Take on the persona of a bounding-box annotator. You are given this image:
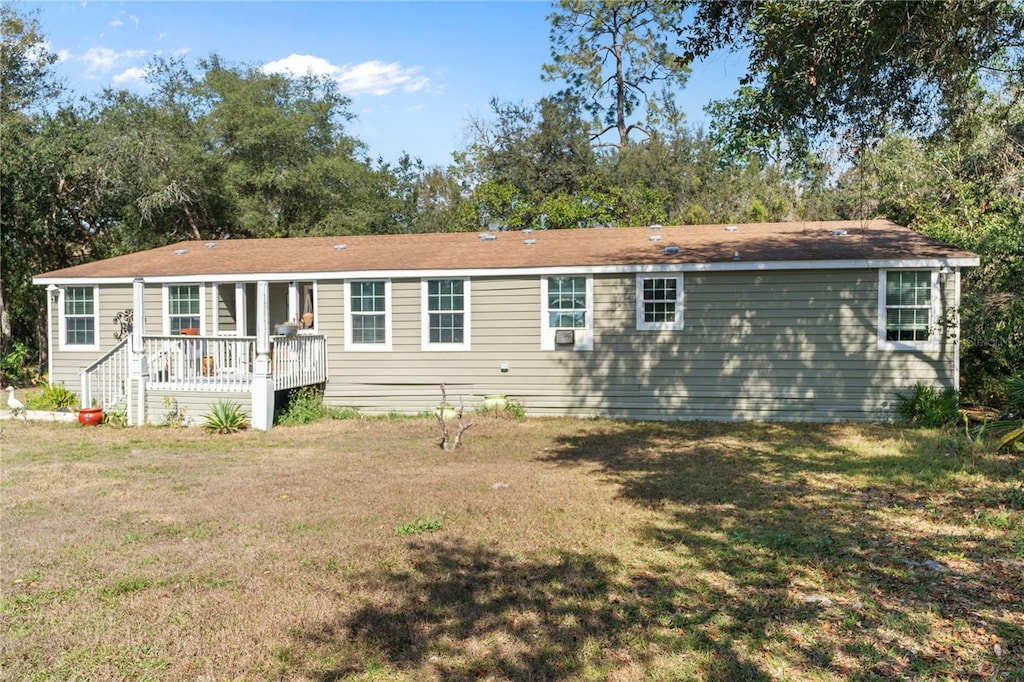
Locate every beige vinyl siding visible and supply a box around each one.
[48,284,134,395]
[323,269,957,422]
[145,390,250,427]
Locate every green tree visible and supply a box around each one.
[682,0,1024,158]
[543,0,689,151]
[1,6,65,368]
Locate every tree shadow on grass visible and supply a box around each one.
[539,420,1024,679]
[299,537,768,680]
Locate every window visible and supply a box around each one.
[541,275,593,350]
[166,285,202,335]
[636,275,684,331]
[422,278,470,350]
[61,286,98,350]
[878,270,939,350]
[346,280,391,350]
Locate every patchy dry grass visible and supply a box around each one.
[1,417,1021,680]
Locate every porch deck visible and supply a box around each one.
[81,334,328,412]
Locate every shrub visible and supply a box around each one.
[277,386,359,425]
[895,383,960,427]
[0,341,35,385]
[1005,372,1024,415]
[25,383,78,411]
[203,400,249,434]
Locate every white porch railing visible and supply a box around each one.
[272,334,328,390]
[145,335,256,392]
[142,334,326,393]
[80,339,130,409]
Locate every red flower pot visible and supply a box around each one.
[78,407,104,426]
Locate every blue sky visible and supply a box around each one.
[34,1,744,168]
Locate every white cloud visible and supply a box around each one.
[79,47,147,74]
[262,54,431,96]
[110,18,123,28]
[263,54,340,79]
[337,60,428,95]
[112,67,147,85]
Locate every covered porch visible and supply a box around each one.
[80,279,327,430]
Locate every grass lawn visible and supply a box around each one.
[1,416,1022,680]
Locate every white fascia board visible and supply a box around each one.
[31,256,980,286]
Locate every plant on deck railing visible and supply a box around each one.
[203,400,249,434]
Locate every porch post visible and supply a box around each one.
[251,280,274,430]
[210,283,220,336]
[288,281,299,322]
[130,277,148,426]
[235,283,246,336]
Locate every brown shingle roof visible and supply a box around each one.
[34,219,979,281]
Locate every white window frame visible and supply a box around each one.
[58,285,99,351]
[635,274,684,331]
[877,269,940,351]
[162,284,205,336]
[345,279,392,351]
[421,278,471,351]
[541,275,594,351]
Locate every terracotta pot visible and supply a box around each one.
[180,328,200,336]
[78,407,103,426]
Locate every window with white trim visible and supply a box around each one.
[422,278,470,350]
[636,275,684,331]
[541,275,593,350]
[346,280,391,350]
[166,284,202,335]
[878,269,939,350]
[61,286,98,349]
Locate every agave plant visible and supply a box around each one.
[203,400,249,434]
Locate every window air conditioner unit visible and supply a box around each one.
[554,329,575,345]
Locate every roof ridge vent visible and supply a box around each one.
[204,242,218,248]
[649,235,662,242]
[174,248,188,255]
[663,245,680,255]
[725,225,738,232]
[522,228,534,234]
[480,233,498,241]
[524,238,537,246]
[649,223,663,230]
[832,229,849,237]
[333,244,347,251]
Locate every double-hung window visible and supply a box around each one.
[878,270,939,350]
[347,280,391,350]
[422,278,470,350]
[60,286,98,350]
[541,275,593,350]
[166,285,202,335]
[636,275,684,331]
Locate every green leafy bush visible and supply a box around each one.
[1,342,35,385]
[25,383,78,411]
[277,386,359,425]
[203,400,249,434]
[895,383,960,427]
[1005,372,1024,415]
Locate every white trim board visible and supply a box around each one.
[32,257,981,286]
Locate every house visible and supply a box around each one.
[32,219,979,428]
